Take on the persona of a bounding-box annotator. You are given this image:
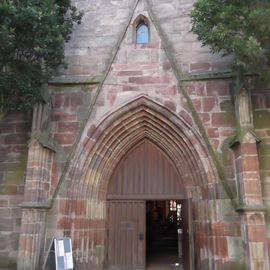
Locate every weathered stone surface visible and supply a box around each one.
[1,1,270,270]
[0,110,30,268]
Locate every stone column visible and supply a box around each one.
[232,87,269,270]
[17,209,47,270]
[17,103,56,270]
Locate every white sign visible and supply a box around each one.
[42,237,73,270]
[57,240,65,257]
[65,252,73,269]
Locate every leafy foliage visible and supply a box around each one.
[0,0,82,115]
[190,0,270,81]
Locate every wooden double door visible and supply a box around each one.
[107,200,193,270]
[106,141,193,269]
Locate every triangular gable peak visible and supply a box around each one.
[90,0,195,128]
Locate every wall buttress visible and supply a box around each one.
[17,103,54,270]
[232,87,269,270]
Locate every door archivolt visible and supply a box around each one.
[106,140,192,270]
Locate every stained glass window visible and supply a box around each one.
[136,23,149,44]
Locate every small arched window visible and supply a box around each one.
[136,22,149,44]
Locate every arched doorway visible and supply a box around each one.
[60,97,219,270]
[107,140,192,270]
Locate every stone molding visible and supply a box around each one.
[50,75,103,85]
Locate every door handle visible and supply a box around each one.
[139,232,144,240]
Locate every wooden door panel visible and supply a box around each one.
[108,140,185,200]
[108,201,145,270]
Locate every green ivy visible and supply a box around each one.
[0,0,82,115]
[190,0,270,82]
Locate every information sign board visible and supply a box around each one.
[43,238,73,270]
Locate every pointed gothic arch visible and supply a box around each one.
[67,96,217,203]
[133,14,150,44]
[56,96,220,269]
[107,139,186,199]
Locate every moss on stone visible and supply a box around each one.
[217,199,239,220]
[81,84,95,92]
[17,153,27,171]
[32,131,60,152]
[0,185,17,195]
[1,153,27,187]
[220,261,247,270]
[216,181,237,200]
[221,137,235,165]
[1,154,27,185]
[265,210,270,224]
[258,142,270,155]
[77,92,92,120]
[262,171,270,178]
[4,172,24,184]
[220,99,234,112]
[0,257,17,269]
[259,156,270,171]
[253,110,270,129]
[49,75,103,85]
[258,143,270,170]
[223,110,237,125]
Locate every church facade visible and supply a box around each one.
[1,0,270,269]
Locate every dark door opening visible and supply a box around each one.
[146,200,182,269]
[107,141,193,270]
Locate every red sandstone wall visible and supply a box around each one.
[0,111,31,269]
[252,88,270,257]
[44,27,241,270]
[42,2,242,268]
[61,0,233,76]
[12,0,270,269]
[46,79,241,269]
